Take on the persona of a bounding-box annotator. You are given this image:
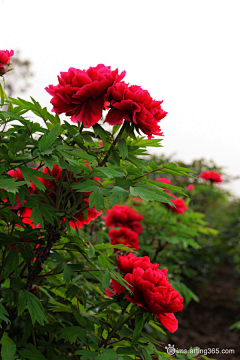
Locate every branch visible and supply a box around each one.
[0,224,61,339]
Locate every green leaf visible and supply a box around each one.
[64,120,78,136]
[38,123,60,152]
[0,333,17,360]
[19,344,47,360]
[96,349,118,360]
[30,205,43,228]
[141,348,152,360]
[118,138,128,159]
[23,290,47,325]
[0,302,10,325]
[131,313,145,345]
[39,154,55,170]
[3,246,19,277]
[108,186,129,206]
[0,178,25,194]
[38,202,57,225]
[63,263,75,286]
[88,243,95,258]
[93,123,108,142]
[102,269,111,290]
[9,130,29,154]
[116,348,141,356]
[17,290,27,316]
[57,326,85,344]
[148,320,166,335]
[72,179,99,192]
[10,277,25,291]
[126,153,148,169]
[97,167,125,179]
[187,347,200,358]
[74,350,98,359]
[89,188,104,211]
[20,318,32,346]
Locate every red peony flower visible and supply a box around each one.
[106,254,184,333]
[45,64,125,127]
[200,171,222,183]
[0,50,14,76]
[156,177,171,185]
[105,82,167,139]
[109,227,140,251]
[187,184,194,191]
[103,205,144,234]
[167,193,188,215]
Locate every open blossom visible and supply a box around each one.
[167,193,188,215]
[109,227,140,251]
[105,82,167,139]
[103,204,144,234]
[106,254,184,333]
[0,50,14,76]
[187,184,194,191]
[45,64,125,127]
[200,170,222,183]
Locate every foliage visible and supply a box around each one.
[0,60,216,359]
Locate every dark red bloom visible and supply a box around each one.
[109,227,140,251]
[200,171,222,183]
[103,205,144,234]
[106,254,184,333]
[45,64,125,127]
[0,50,14,76]
[167,193,188,215]
[105,82,167,139]
[156,177,171,185]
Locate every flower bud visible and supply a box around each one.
[0,50,14,76]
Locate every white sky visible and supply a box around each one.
[1,0,240,196]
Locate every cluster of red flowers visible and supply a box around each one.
[156,178,188,215]
[103,205,144,251]
[0,50,14,76]
[200,170,222,183]
[106,253,184,333]
[2,165,102,232]
[46,64,167,139]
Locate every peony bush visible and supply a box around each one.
[0,53,214,359]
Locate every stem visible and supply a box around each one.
[101,307,141,348]
[98,121,126,167]
[0,224,61,339]
[79,122,84,134]
[8,155,39,170]
[132,166,164,182]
